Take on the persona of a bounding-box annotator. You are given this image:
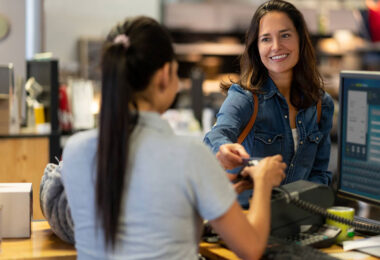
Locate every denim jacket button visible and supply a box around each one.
[298,120,301,124]
[284,115,288,119]
[290,163,294,167]
[316,137,319,141]
[300,141,303,145]
[268,139,272,143]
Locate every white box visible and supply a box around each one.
[0,183,32,238]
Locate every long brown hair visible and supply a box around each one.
[223,0,323,109]
[96,16,174,249]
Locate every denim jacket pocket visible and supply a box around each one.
[307,131,323,144]
[300,131,324,166]
[252,132,283,157]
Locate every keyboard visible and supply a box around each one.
[262,236,338,260]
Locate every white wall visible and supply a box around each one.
[0,0,26,79]
[44,0,161,72]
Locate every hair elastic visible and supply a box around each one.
[113,34,130,48]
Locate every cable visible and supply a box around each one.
[276,187,380,234]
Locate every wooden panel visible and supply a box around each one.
[0,137,49,220]
[0,99,10,134]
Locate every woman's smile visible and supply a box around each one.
[258,11,299,77]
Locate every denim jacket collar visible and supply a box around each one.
[262,77,280,100]
[262,77,311,113]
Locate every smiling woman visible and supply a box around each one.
[203,0,334,209]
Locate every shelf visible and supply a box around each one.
[174,42,244,56]
[355,42,380,52]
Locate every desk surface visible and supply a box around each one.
[199,240,380,260]
[0,221,76,259]
[4,221,378,259]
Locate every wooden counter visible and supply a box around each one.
[3,221,378,260]
[0,221,76,259]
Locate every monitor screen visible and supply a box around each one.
[0,64,14,97]
[338,70,380,206]
[27,61,52,107]
[26,59,59,129]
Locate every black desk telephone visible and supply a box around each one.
[203,180,380,248]
[270,180,339,248]
[270,180,380,247]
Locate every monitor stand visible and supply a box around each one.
[335,195,380,221]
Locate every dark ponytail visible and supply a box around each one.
[96,16,174,248]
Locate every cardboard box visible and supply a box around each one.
[0,183,32,238]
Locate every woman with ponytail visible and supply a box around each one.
[61,16,286,260]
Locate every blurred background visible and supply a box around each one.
[1,0,380,194]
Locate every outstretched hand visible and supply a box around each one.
[242,155,286,189]
[216,143,250,170]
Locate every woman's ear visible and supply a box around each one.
[158,62,171,92]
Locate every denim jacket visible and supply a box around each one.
[204,79,334,205]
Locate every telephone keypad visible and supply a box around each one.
[286,224,341,248]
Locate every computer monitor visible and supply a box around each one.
[26,59,60,163]
[0,64,14,98]
[26,59,59,131]
[337,70,380,206]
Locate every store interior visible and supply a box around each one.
[0,0,380,219]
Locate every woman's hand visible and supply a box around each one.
[233,179,253,194]
[216,143,250,170]
[242,155,286,189]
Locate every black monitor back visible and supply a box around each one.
[26,59,60,162]
[0,64,14,97]
[26,59,59,132]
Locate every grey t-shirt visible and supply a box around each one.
[62,111,236,260]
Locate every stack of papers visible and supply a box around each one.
[343,236,380,251]
[343,236,380,258]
